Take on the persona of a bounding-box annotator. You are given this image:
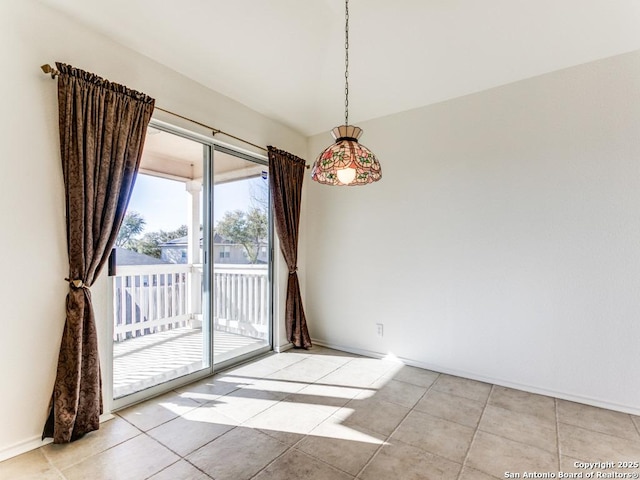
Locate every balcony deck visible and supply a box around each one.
[113,328,266,398]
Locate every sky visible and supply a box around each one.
[126,173,268,234]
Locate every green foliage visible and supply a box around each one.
[116,211,146,248]
[216,208,267,264]
[135,225,188,259]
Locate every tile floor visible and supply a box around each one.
[2,347,640,479]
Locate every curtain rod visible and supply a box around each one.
[41,63,309,165]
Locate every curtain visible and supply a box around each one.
[43,63,155,443]
[267,146,311,348]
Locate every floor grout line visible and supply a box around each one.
[633,415,640,438]
[141,458,182,480]
[37,448,67,480]
[181,456,215,479]
[41,427,146,474]
[456,384,494,480]
[554,397,562,470]
[353,372,442,479]
[239,355,361,479]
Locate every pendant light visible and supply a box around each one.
[311,0,382,186]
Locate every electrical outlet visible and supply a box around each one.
[376,323,384,337]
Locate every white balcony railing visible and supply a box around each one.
[213,265,270,338]
[113,263,269,342]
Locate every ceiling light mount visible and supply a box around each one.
[311,0,382,186]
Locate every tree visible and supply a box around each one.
[136,225,188,259]
[116,211,146,248]
[216,208,267,264]
[249,176,269,212]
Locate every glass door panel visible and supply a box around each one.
[112,127,210,400]
[212,148,271,364]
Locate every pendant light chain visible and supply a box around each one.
[310,0,381,186]
[344,0,349,126]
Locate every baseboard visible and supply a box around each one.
[0,435,52,463]
[100,412,115,423]
[0,412,115,462]
[274,342,293,353]
[311,338,399,363]
[311,338,640,416]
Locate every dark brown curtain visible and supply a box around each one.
[268,146,311,348]
[43,63,155,443]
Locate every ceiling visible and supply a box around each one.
[39,0,640,137]
[142,127,264,183]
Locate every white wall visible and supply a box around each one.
[306,50,640,415]
[0,0,306,458]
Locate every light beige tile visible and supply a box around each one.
[174,374,241,403]
[256,428,306,447]
[254,449,353,480]
[322,359,398,388]
[348,357,401,375]
[282,389,352,416]
[558,423,640,461]
[148,460,210,480]
[243,398,334,445]
[368,371,400,390]
[306,346,360,360]
[147,408,237,456]
[279,349,313,360]
[432,374,491,403]
[489,386,556,423]
[183,401,242,426]
[414,389,484,427]
[241,377,307,396]
[633,415,640,434]
[391,410,475,463]
[186,427,288,480]
[207,387,284,423]
[268,357,341,383]
[223,353,301,379]
[320,366,382,388]
[297,420,385,475]
[243,352,306,372]
[392,365,440,388]
[0,449,63,480]
[360,441,461,480]
[324,407,356,424]
[295,382,364,403]
[343,397,410,436]
[117,392,200,431]
[479,405,557,453]
[222,361,280,379]
[459,466,501,480]
[372,379,427,408]
[61,434,179,480]
[466,431,558,478]
[557,400,640,441]
[42,416,140,470]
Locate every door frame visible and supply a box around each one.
[107,119,273,412]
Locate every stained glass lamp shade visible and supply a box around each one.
[311,125,382,186]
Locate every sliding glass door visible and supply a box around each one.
[111,123,271,405]
[112,127,211,401]
[212,146,272,366]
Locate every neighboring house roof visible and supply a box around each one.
[160,235,189,247]
[214,233,234,245]
[114,247,168,266]
[160,232,260,247]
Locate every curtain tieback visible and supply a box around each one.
[289,268,298,275]
[65,278,88,289]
